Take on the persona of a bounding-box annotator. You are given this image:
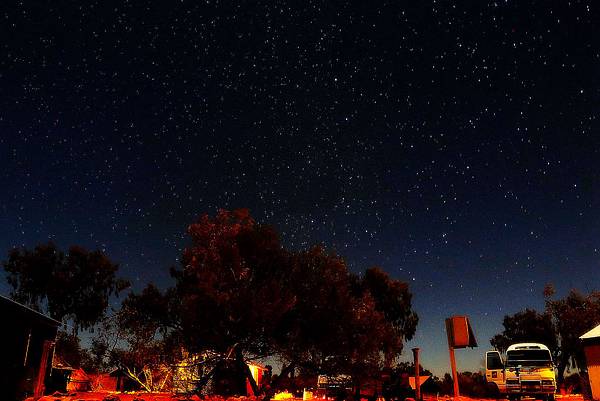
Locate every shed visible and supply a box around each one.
[580,324,600,400]
[89,367,139,392]
[0,294,60,401]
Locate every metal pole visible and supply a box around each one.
[448,346,460,399]
[412,348,421,401]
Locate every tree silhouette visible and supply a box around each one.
[115,209,420,398]
[172,209,295,394]
[2,242,129,332]
[490,308,557,355]
[545,288,600,383]
[80,285,180,391]
[361,267,419,361]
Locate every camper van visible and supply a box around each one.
[486,343,557,401]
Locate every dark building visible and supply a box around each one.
[0,295,60,401]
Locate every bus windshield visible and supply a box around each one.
[506,350,552,367]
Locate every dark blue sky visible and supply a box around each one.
[1,0,600,375]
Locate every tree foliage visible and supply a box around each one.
[119,283,179,347]
[361,267,419,359]
[55,330,84,368]
[275,250,418,388]
[85,284,180,391]
[173,209,295,359]
[115,209,419,396]
[2,242,129,331]
[490,308,557,355]
[545,288,600,381]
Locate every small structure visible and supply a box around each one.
[89,367,138,392]
[67,368,91,391]
[580,324,600,400]
[0,294,60,401]
[173,352,266,396]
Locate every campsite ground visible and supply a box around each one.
[29,394,588,401]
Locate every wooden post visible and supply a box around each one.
[412,348,421,400]
[448,346,460,399]
[34,340,54,397]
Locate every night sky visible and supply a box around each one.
[1,1,600,375]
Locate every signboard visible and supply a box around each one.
[445,316,477,348]
[409,376,431,390]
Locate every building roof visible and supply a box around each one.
[0,293,61,327]
[580,324,600,340]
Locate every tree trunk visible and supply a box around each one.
[557,360,567,388]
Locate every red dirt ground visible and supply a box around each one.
[421,396,585,401]
[27,394,588,401]
[28,392,199,401]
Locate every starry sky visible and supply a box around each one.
[1,1,600,376]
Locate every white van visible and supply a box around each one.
[485,343,557,401]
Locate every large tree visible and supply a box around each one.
[490,308,558,355]
[2,242,129,332]
[120,209,420,398]
[274,250,418,396]
[273,246,359,377]
[171,208,296,394]
[545,287,600,382]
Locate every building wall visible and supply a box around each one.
[585,344,600,401]
[0,297,59,401]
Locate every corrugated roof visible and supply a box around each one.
[580,324,600,340]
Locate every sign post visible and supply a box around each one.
[448,345,460,398]
[445,316,477,400]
